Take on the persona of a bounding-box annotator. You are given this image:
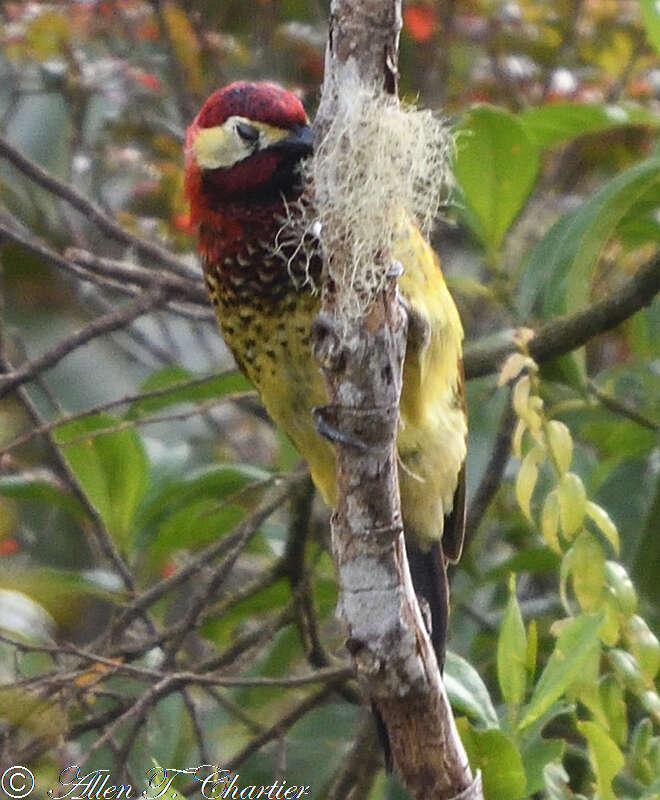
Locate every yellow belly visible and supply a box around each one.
[217,223,466,548]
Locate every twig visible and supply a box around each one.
[0,134,197,279]
[160,503,271,667]
[0,369,243,457]
[224,683,342,771]
[327,711,383,799]
[182,688,212,765]
[79,676,175,768]
[148,0,199,122]
[283,477,330,669]
[43,393,252,447]
[0,633,352,689]
[463,250,660,379]
[66,247,207,304]
[203,686,266,735]
[464,397,515,548]
[0,356,137,591]
[114,481,294,630]
[0,290,168,399]
[587,379,658,431]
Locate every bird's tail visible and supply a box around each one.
[406,540,450,671]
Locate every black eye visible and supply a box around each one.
[236,122,259,145]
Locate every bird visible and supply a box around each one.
[184,81,467,670]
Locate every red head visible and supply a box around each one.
[185,82,312,230]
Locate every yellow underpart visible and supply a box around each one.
[217,223,466,549]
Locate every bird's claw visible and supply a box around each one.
[313,406,369,451]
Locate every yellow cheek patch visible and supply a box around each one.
[192,117,294,170]
[193,125,242,170]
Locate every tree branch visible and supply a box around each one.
[464,250,660,379]
[313,2,479,797]
[0,290,168,400]
[0,134,197,278]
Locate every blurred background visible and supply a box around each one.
[0,1,658,798]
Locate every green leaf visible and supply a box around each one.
[497,575,528,706]
[0,568,122,627]
[633,474,660,609]
[0,474,86,520]
[150,499,246,568]
[624,615,660,682]
[137,463,271,533]
[557,472,587,539]
[200,578,291,645]
[577,721,624,800]
[541,490,562,553]
[128,367,252,418]
[585,501,620,555]
[546,420,573,476]
[571,531,606,613]
[640,0,660,54]
[605,561,638,617]
[520,613,603,730]
[599,675,628,745]
[54,413,149,549]
[517,156,660,318]
[516,445,545,521]
[519,103,660,148]
[543,763,586,800]
[526,619,538,678]
[0,687,65,744]
[25,10,70,58]
[454,105,540,251]
[445,650,499,729]
[521,735,565,796]
[484,547,560,581]
[456,719,527,800]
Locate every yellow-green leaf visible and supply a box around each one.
[25,11,70,59]
[599,592,622,647]
[454,105,540,252]
[520,613,603,730]
[456,719,527,800]
[641,0,660,55]
[516,445,545,520]
[0,688,65,744]
[541,490,561,553]
[624,615,660,682]
[513,375,532,421]
[163,3,203,94]
[546,420,573,475]
[571,531,605,613]
[609,649,646,692]
[605,561,638,617]
[512,418,526,459]
[586,501,620,555]
[526,619,538,678]
[498,575,528,706]
[577,721,624,800]
[599,675,627,745]
[557,472,586,538]
[498,353,536,386]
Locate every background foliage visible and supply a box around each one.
[0,1,658,798]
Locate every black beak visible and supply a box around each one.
[271,124,314,156]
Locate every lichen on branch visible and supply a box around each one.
[277,61,453,318]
